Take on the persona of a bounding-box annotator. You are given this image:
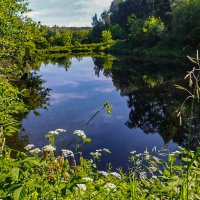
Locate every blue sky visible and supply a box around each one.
[28,0,112,27]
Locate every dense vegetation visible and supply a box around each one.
[21,0,199,56]
[91,0,200,56]
[0,0,200,199]
[1,129,200,199]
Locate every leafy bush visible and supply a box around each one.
[101,30,113,43]
[172,0,200,48]
[143,16,165,47]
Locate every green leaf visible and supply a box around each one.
[188,148,200,173]
[13,185,26,200]
[12,168,20,181]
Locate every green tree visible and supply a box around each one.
[172,0,200,48]
[109,24,125,40]
[101,10,110,26]
[128,14,144,47]
[101,30,113,43]
[143,16,165,46]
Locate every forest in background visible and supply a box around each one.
[1,0,198,56]
[29,0,200,56]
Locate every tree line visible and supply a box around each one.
[91,0,200,50]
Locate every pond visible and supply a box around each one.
[18,53,198,170]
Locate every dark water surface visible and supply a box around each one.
[19,54,195,169]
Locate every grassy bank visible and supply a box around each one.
[107,40,196,58]
[40,40,196,59]
[38,42,113,54]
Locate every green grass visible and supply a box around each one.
[39,42,114,54]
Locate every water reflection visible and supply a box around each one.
[7,72,50,152]
[94,56,200,150]
[16,53,200,166]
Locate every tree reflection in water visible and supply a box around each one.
[12,54,200,153]
[6,71,51,153]
[93,56,200,150]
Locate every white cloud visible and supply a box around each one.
[28,0,112,27]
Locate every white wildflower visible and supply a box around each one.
[103,148,111,154]
[48,131,57,135]
[130,151,136,155]
[99,171,109,176]
[149,166,157,173]
[139,171,147,180]
[48,129,66,135]
[89,159,93,163]
[110,172,122,179]
[93,164,97,168]
[43,145,56,152]
[55,129,66,133]
[61,149,74,157]
[90,152,101,159]
[145,154,150,160]
[24,144,34,151]
[73,130,86,139]
[105,183,116,191]
[135,153,142,157]
[82,177,93,182]
[136,160,142,166]
[96,149,102,152]
[152,175,157,180]
[174,150,181,154]
[29,148,41,154]
[77,184,87,191]
[152,156,160,162]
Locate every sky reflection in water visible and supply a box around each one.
[22,56,178,169]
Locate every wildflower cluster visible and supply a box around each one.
[90,148,111,159]
[43,145,56,152]
[24,144,34,151]
[48,129,66,135]
[24,144,42,155]
[61,149,74,157]
[99,171,122,179]
[2,132,200,199]
[73,130,86,139]
[30,148,41,154]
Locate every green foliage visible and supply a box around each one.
[143,16,165,46]
[109,24,125,40]
[101,30,113,43]
[172,0,200,48]
[143,16,165,36]
[128,14,144,47]
[0,0,45,69]
[0,79,27,135]
[43,27,91,47]
[0,130,200,199]
[92,0,198,55]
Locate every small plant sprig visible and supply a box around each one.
[175,50,200,126]
[83,101,112,129]
[175,50,200,200]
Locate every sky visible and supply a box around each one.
[28,0,113,27]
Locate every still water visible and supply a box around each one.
[20,54,192,169]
